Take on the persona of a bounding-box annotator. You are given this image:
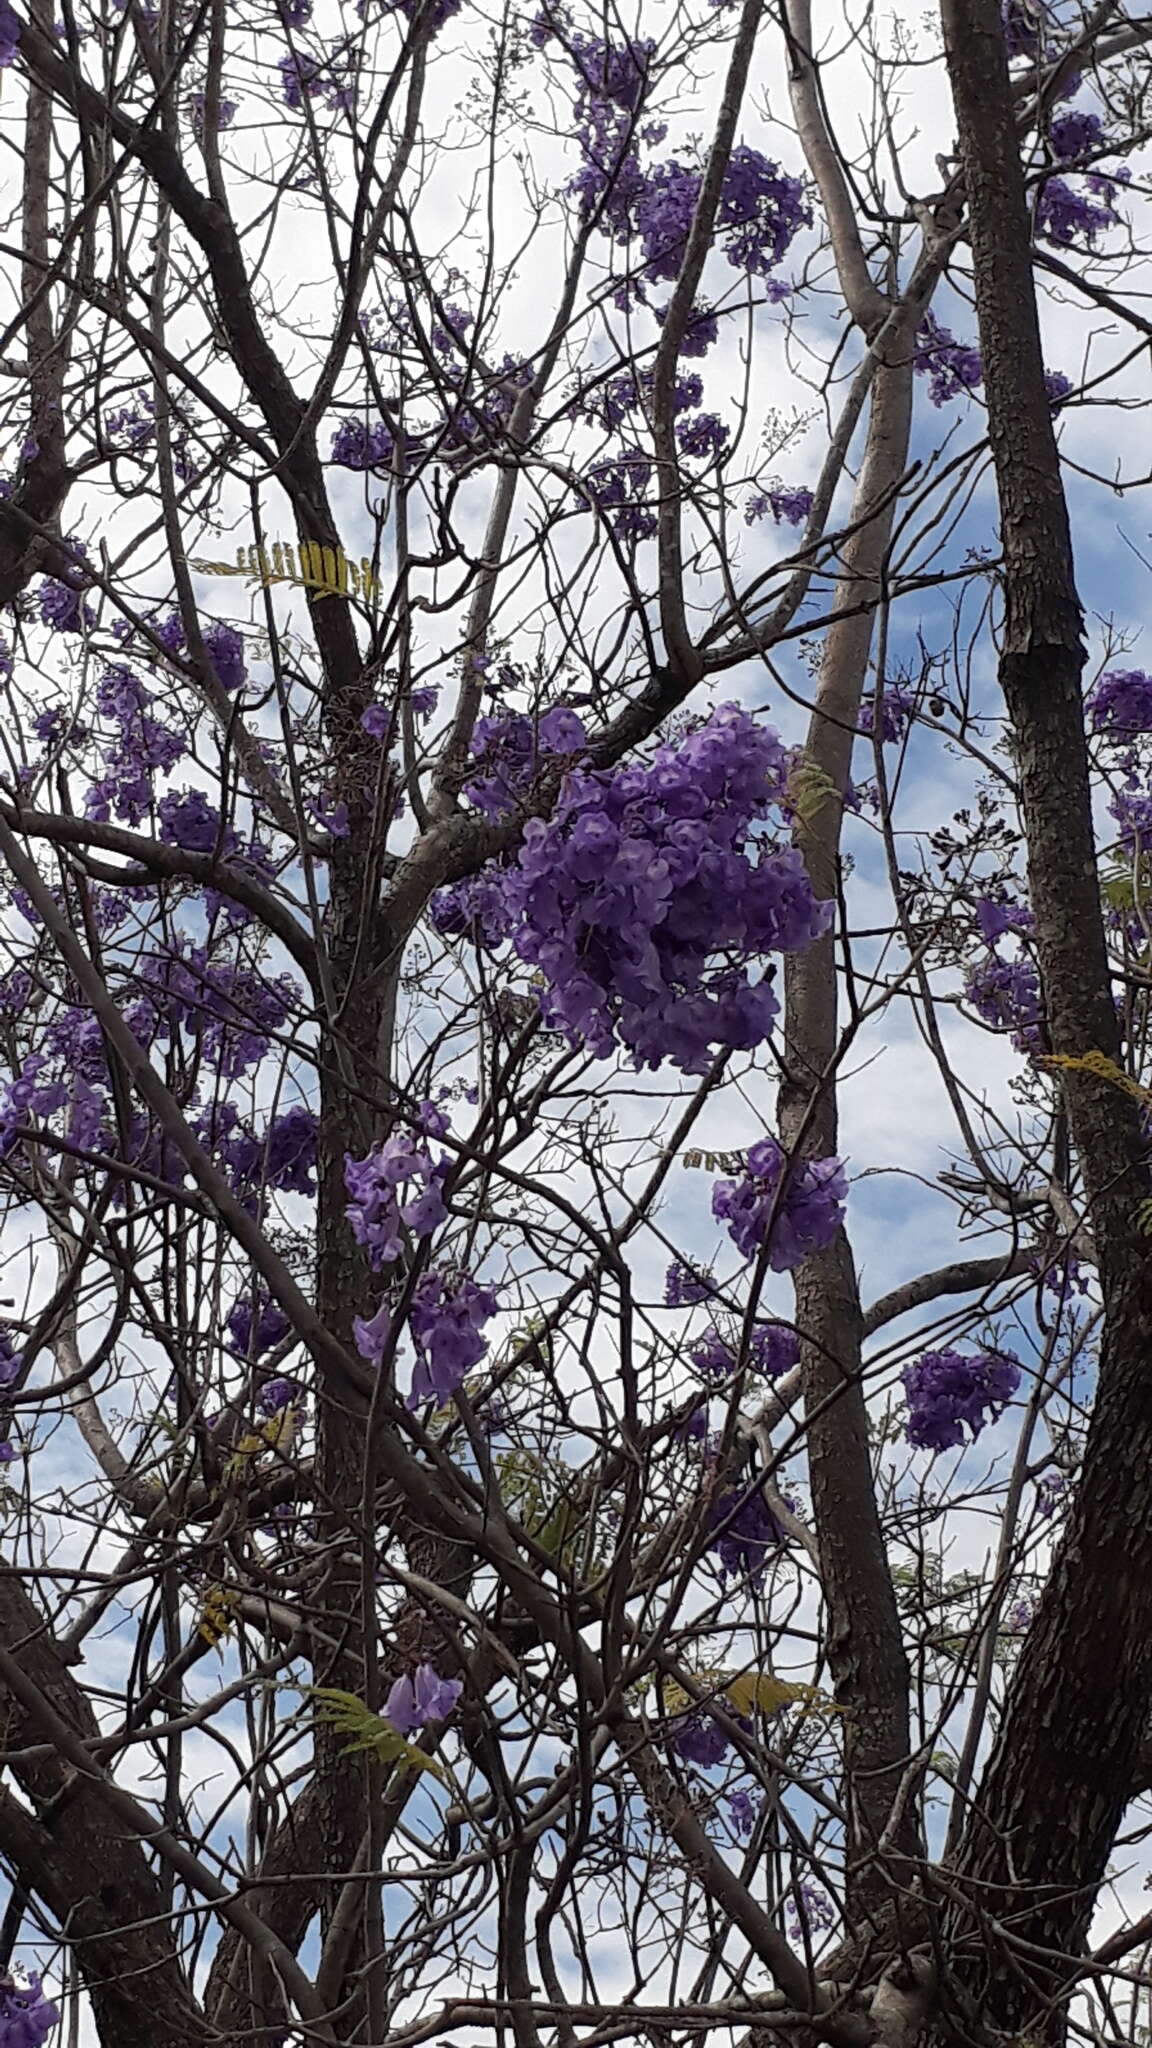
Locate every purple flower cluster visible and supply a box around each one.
[158,789,239,857]
[668,1709,730,1767]
[214,1104,318,1199]
[1049,108,1105,160]
[430,871,515,951]
[386,1662,463,1733]
[629,149,809,289]
[0,1974,58,2047]
[1036,173,1122,247]
[665,1261,717,1307]
[859,681,917,744]
[144,946,299,1080]
[975,896,1034,945]
[496,704,830,1072]
[408,1271,500,1407]
[1086,668,1152,737]
[786,1882,836,1943]
[708,1475,785,1581]
[712,1138,847,1272]
[85,665,185,825]
[586,447,657,540]
[901,1345,1021,1452]
[691,1322,800,1379]
[914,313,983,406]
[745,483,813,527]
[657,300,720,357]
[106,393,155,451]
[330,418,395,469]
[964,953,1042,1039]
[226,1289,291,1357]
[0,2,21,66]
[676,411,729,462]
[344,1133,448,1270]
[464,707,588,820]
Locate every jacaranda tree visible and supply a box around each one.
[0,0,1150,2038]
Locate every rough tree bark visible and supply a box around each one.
[939,2,1152,2037]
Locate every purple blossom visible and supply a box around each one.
[411,686,439,720]
[145,946,298,1080]
[708,1475,785,1581]
[786,1882,836,1943]
[258,1375,299,1416]
[902,1345,1021,1452]
[657,300,720,357]
[158,789,239,857]
[203,621,246,693]
[712,1138,847,1271]
[385,1662,463,1733]
[728,1789,758,1835]
[1002,0,1046,57]
[106,394,155,450]
[0,1327,20,1388]
[690,1326,734,1377]
[1006,1595,1036,1632]
[331,418,394,469]
[0,2,21,65]
[668,1710,729,1768]
[1049,108,1104,160]
[39,576,92,634]
[495,704,828,1073]
[1036,173,1121,247]
[586,447,657,541]
[430,872,515,951]
[190,89,239,135]
[361,703,392,738]
[665,1261,717,1308]
[1086,668,1152,738]
[1036,1470,1070,1517]
[965,953,1042,1037]
[464,708,587,820]
[975,896,1034,946]
[1045,368,1073,408]
[0,1973,58,2046]
[745,484,812,527]
[914,313,983,406]
[408,1271,499,1407]
[344,1133,448,1270]
[750,1321,800,1377]
[227,1290,291,1357]
[676,411,729,462]
[859,682,916,744]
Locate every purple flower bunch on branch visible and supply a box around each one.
[902,1345,1022,1452]
[712,1137,847,1273]
[344,1132,449,1270]
[495,704,831,1072]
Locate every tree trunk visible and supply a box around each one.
[940,2,1152,2035]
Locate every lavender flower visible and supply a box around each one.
[0,1973,58,2045]
[227,1290,291,1357]
[494,704,828,1073]
[0,1,20,65]
[344,1133,448,1270]
[902,1345,1021,1452]
[745,483,812,526]
[385,1662,463,1733]
[712,1138,847,1272]
[408,1271,499,1407]
[914,313,983,406]
[665,1261,717,1308]
[668,1710,730,1767]
[1086,668,1152,737]
[331,418,394,469]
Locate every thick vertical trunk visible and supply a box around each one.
[778,349,918,1926]
[939,1,1152,2034]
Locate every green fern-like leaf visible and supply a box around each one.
[306,1688,448,1782]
